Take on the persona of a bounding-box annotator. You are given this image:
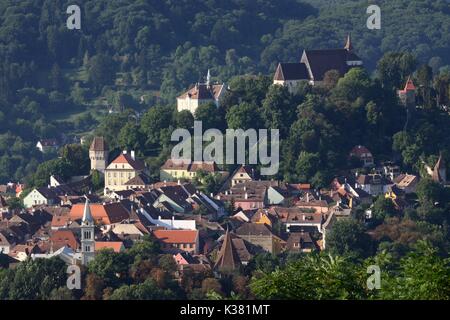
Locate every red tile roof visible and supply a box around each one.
[70,203,129,225]
[111,153,145,170]
[50,230,79,250]
[153,230,198,244]
[95,241,124,253]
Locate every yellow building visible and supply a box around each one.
[160,159,227,182]
[104,151,147,194]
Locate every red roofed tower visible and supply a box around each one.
[398,76,416,107]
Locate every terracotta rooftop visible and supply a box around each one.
[110,153,146,170]
[153,229,198,244]
[95,241,124,253]
[69,202,130,225]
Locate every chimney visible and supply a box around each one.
[303,215,306,221]
[123,150,127,155]
[306,193,310,203]
[130,150,135,160]
[225,190,228,195]
[177,179,181,185]
[245,192,248,199]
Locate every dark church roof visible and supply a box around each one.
[275,36,363,83]
[273,63,309,81]
[302,49,360,81]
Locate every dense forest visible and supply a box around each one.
[0,0,449,187]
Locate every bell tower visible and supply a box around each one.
[81,198,95,265]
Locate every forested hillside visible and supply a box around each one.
[0,0,449,185]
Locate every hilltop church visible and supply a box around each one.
[273,35,363,92]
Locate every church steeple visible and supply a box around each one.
[206,69,211,88]
[344,34,353,51]
[81,197,95,265]
[214,228,240,272]
[82,197,94,225]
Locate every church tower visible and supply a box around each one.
[81,198,95,265]
[89,137,108,173]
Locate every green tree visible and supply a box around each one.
[88,54,116,92]
[226,102,262,130]
[250,254,366,299]
[377,52,417,89]
[325,218,372,257]
[380,241,450,299]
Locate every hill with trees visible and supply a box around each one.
[0,0,449,187]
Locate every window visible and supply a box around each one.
[85,245,91,252]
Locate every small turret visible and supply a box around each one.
[344,34,353,51]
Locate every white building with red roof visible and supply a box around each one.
[104,150,148,193]
[176,70,226,114]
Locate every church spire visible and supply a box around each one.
[214,228,239,272]
[206,69,211,87]
[82,197,93,225]
[344,34,353,51]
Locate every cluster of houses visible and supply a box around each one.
[2,130,447,274]
[1,35,448,277]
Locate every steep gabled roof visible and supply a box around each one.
[273,62,309,81]
[403,76,416,91]
[302,49,351,81]
[110,153,146,170]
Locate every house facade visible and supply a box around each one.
[104,150,147,193]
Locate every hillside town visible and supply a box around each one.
[1,37,448,281]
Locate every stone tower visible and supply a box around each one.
[89,137,108,173]
[81,198,95,266]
